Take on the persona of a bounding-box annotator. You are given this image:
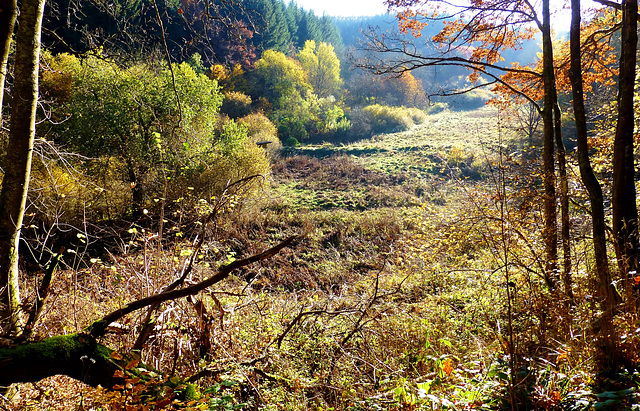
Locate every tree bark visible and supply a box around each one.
[541,0,558,291]
[570,0,620,373]
[0,0,46,336]
[554,84,573,302]
[612,0,639,302]
[0,334,123,388]
[0,0,18,126]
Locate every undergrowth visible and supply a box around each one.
[6,108,640,410]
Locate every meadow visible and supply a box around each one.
[7,107,637,410]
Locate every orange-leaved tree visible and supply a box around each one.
[372,0,635,377]
[366,0,567,294]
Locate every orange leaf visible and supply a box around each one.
[442,358,453,376]
[177,8,184,14]
[114,369,125,379]
[111,351,124,361]
[125,359,140,370]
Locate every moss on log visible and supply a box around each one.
[0,334,123,388]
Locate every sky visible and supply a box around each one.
[291,0,601,23]
[292,0,389,17]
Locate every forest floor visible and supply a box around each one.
[6,107,639,410]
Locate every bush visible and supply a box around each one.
[278,117,309,142]
[349,104,428,137]
[426,102,449,114]
[37,52,271,226]
[239,112,282,157]
[220,91,253,119]
[238,112,277,138]
[284,136,300,147]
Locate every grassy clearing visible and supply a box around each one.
[8,107,639,410]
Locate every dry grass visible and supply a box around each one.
[7,107,639,410]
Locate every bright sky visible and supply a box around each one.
[292,0,389,17]
[291,0,601,23]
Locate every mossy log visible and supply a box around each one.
[0,334,123,388]
[0,237,296,389]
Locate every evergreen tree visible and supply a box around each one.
[320,15,343,48]
[261,0,290,53]
[251,0,291,52]
[297,10,322,47]
[286,1,302,48]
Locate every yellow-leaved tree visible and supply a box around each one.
[297,40,343,98]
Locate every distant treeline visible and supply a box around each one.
[335,14,541,110]
[42,0,342,67]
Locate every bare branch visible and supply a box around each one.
[88,235,296,338]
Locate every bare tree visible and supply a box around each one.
[0,0,47,336]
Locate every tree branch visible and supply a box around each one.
[88,236,296,338]
[592,0,640,21]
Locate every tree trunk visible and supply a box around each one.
[570,0,620,373]
[0,334,123,388]
[0,0,18,126]
[541,0,558,291]
[612,0,639,304]
[0,0,46,336]
[127,158,145,220]
[554,87,573,302]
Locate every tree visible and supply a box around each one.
[345,70,426,107]
[0,0,46,336]
[371,0,565,290]
[296,9,322,48]
[251,0,291,53]
[285,1,301,47]
[297,40,343,98]
[0,0,290,398]
[0,0,17,127]
[248,49,312,108]
[320,15,343,48]
[46,55,224,217]
[569,0,619,372]
[612,0,639,296]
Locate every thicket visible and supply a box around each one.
[24,51,273,250]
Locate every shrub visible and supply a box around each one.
[426,102,449,114]
[239,112,282,157]
[38,52,271,225]
[238,112,277,138]
[350,104,428,137]
[284,136,300,147]
[220,91,253,119]
[278,117,308,142]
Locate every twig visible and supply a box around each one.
[88,236,296,338]
[18,248,64,340]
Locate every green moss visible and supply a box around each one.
[0,333,112,363]
[182,383,200,401]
